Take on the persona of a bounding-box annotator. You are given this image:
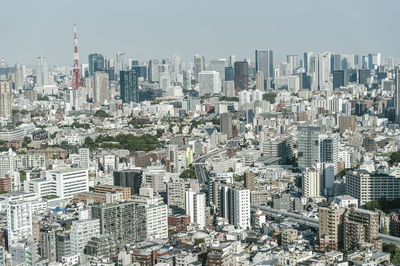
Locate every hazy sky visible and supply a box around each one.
[1,0,399,66]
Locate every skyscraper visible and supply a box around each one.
[113,169,143,195]
[35,56,49,87]
[182,70,191,90]
[297,125,322,168]
[225,67,234,81]
[219,186,250,230]
[120,70,139,103]
[256,71,264,91]
[286,55,299,74]
[194,55,205,81]
[255,49,274,89]
[220,113,232,139]
[93,72,109,104]
[88,54,105,76]
[198,71,221,95]
[333,70,345,89]
[234,61,248,91]
[394,69,400,124]
[14,63,24,90]
[0,79,12,117]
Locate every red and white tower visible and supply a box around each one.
[71,24,83,89]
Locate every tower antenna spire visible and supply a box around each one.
[71,23,83,89]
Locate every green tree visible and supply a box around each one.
[391,151,400,163]
[194,238,205,246]
[180,166,196,179]
[365,200,380,211]
[263,92,277,103]
[94,110,109,118]
[383,243,400,264]
[20,171,27,183]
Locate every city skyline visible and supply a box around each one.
[1,0,399,65]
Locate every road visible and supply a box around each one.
[251,205,400,246]
[194,140,237,184]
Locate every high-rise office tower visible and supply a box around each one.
[317,52,331,90]
[225,67,234,81]
[113,169,143,195]
[0,79,12,117]
[229,55,236,67]
[318,205,345,251]
[256,71,264,91]
[194,55,205,81]
[286,55,299,74]
[255,49,274,89]
[185,189,206,229]
[115,52,125,75]
[148,59,160,82]
[182,70,191,90]
[120,70,139,103]
[302,168,320,198]
[344,208,381,251]
[394,69,400,124]
[234,61,248,91]
[319,134,339,173]
[358,69,371,85]
[330,54,342,74]
[14,63,24,90]
[368,53,381,69]
[131,65,147,80]
[35,56,49,87]
[220,113,232,139]
[333,70,345,89]
[209,59,228,81]
[198,71,221,95]
[297,125,322,168]
[88,53,105,76]
[93,72,109,104]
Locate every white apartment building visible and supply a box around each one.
[70,219,100,255]
[185,189,206,229]
[132,188,168,240]
[7,200,32,247]
[346,169,400,206]
[231,189,251,230]
[79,148,90,170]
[302,168,320,198]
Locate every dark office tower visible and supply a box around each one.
[333,70,345,89]
[358,69,371,85]
[395,69,400,124]
[132,66,147,80]
[331,54,342,74]
[345,69,357,83]
[225,67,234,81]
[355,102,367,116]
[234,61,249,91]
[114,169,142,195]
[120,70,139,103]
[220,113,233,139]
[88,53,105,76]
[194,55,205,81]
[354,55,360,66]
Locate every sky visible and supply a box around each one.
[1,0,399,66]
